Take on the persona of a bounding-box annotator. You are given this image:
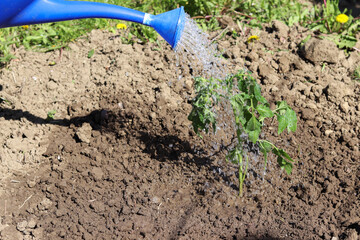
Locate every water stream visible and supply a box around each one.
[174,14,226,80]
[173,14,278,193]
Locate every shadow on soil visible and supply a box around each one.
[0,107,105,129]
[137,130,240,193]
[0,107,241,192]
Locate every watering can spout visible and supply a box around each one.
[0,0,185,48]
[145,7,185,49]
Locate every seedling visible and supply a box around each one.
[88,49,95,58]
[46,110,56,121]
[0,96,11,105]
[188,70,297,196]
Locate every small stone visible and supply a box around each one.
[340,102,350,113]
[278,55,291,73]
[27,179,36,188]
[122,205,131,215]
[118,102,124,109]
[119,221,133,232]
[23,235,32,240]
[75,122,92,144]
[258,64,274,78]
[271,86,279,92]
[27,218,37,229]
[149,112,157,120]
[58,229,66,237]
[307,103,317,110]
[327,82,353,101]
[152,196,160,204]
[118,130,126,137]
[90,201,105,213]
[325,130,334,136]
[32,228,44,239]
[38,198,53,211]
[90,167,103,181]
[272,20,289,38]
[55,209,66,217]
[301,108,314,120]
[16,220,28,232]
[0,223,8,232]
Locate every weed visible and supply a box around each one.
[46,110,56,121]
[308,0,358,49]
[0,28,18,65]
[88,49,95,58]
[353,65,360,81]
[188,70,297,196]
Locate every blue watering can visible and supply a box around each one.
[0,0,185,48]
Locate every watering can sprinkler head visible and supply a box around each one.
[0,0,185,49]
[144,7,185,49]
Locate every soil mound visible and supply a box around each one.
[0,22,359,239]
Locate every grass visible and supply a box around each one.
[0,0,359,66]
[353,65,360,81]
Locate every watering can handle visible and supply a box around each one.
[1,0,149,28]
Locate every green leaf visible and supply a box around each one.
[256,104,274,118]
[277,114,287,134]
[248,128,261,144]
[88,49,95,58]
[260,141,273,153]
[245,116,261,143]
[276,101,288,114]
[336,36,357,49]
[253,83,267,104]
[276,102,297,134]
[277,156,293,175]
[246,115,261,132]
[286,108,297,132]
[226,149,239,165]
[300,35,311,47]
[278,149,294,162]
[273,147,294,174]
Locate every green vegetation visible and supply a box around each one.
[188,70,297,196]
[46,110,57,121]
[0,96,11,105]
[354,65,360,81]
[1,0,359,66]
[88,49,95,58]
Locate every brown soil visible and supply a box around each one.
[0,19,359,240]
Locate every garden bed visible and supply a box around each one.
[0,20,359,239]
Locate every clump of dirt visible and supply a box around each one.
[0,18,359,240]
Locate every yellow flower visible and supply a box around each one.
[116,23,127,30]
[22,25,29,30]
[247,35,259,43]
[336,14,349,24]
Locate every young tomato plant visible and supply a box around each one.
[188,69,297,196]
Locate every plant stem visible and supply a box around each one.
[239,162,243,197]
